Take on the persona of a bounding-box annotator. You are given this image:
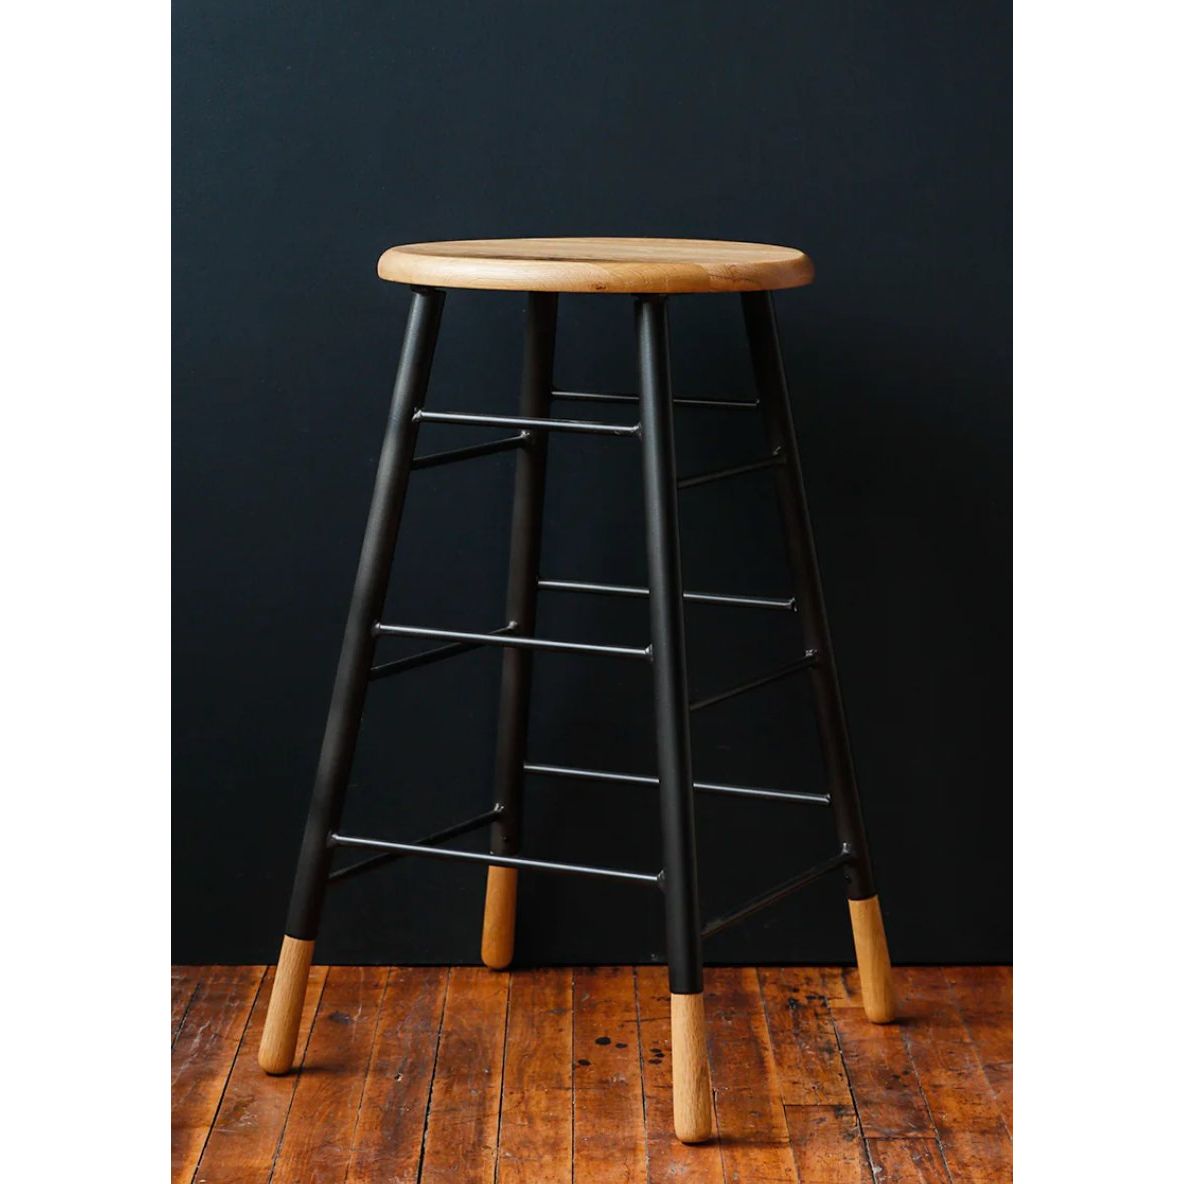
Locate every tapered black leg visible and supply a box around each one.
[260,286,445,1072]
[481,292,559,968]
[637,296,712,1142]
[741,290,896,1021]
[636,296,702,994]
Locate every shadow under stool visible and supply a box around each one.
[257,237,897,1144]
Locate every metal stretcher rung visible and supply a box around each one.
[328,808,502,884]
[552,389,759,410]
[678,454,785,490]
[411,433,526,469]
[370,623,518,681]
[372,622,651,660]
[690,651,818,713]
[524,762,830,806]
[415,409,639,437]
[538,578,795,612]
[701,849,852,939]
[329,832,662,886]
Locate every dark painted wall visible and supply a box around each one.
[173,1,1010,965]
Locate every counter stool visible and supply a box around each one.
[258,238,896,1144]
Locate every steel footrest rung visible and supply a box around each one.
[689,651,818,713]
[678,454,785,490]
[524,762,830,806]
[411,433,527,470]
[415,409,639,437]
[538,578,795,612]
[327,808,502,884]
[369,623,518,681]
[373,621,651,660]
[553,389,759,410]
[701,849,852,939]
[329,832,662,886]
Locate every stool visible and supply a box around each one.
[258,238,896,1145]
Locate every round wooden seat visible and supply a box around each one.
[377,237,814,294]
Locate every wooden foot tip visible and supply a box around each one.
[480,947,513,971]
[674,1115,714,1145]
[257,1048,295,1076]
[671,991,713,1144]
[848,894,897,1024]
[257,934,314,1076]
[480,866,517,971]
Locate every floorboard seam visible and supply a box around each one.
[189,968,266,1184]
[491,970,514,1184]
[899,1011,957,1183]
[826,993,880,1181]
[943,969,1013,1141]
[755,968,815,1184]
[267,966,329,1184]
[173,973,202,1051]
[629,968,653,1184]
[414,966,451,1184]
[345,968,392,1180]
[570,969,577,1184]
[703,972,726,1172]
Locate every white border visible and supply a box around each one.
[1015,2,1183,1177]
[2,1,170,1173]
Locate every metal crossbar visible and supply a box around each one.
[372,622,651,660]
[538,578,795,612]
[329,832,662,886]
[411,433,526,469]
[689,652,818,713]
[328,809,502,884]
[678,455,785,490]
[415,409,639,437]
[370,623,518,681]
[701,849,852,939]
[524,762,830,806]
[552,389,759,410]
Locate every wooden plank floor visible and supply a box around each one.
[173,965,1011,1184]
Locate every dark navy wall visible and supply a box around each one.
[173,1,1011,964]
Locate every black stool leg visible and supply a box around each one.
[741,290,896,1023]
[480,292,559,969]
[259,286,446,1074]
[636,296,712,1143]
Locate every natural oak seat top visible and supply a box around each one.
[377,237,814,294]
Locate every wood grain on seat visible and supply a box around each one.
[377,237,814,293]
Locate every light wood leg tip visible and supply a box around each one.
[480,866,518,970]
[848,895,897,1023]
[258,935,315,1074]
[671,992,713,1143]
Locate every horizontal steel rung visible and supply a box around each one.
[411,433,526,469]
[538,578,795,612]
[372,622,650,660]
[690,652,818,713]
[370,623,517,681]
[329,832,662,886]
[415,409,639,437]
[524,762,830,806]
[553,389,759,410]
[701,850,852,939]
[678,455,784,490]
[327,809,502,884]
